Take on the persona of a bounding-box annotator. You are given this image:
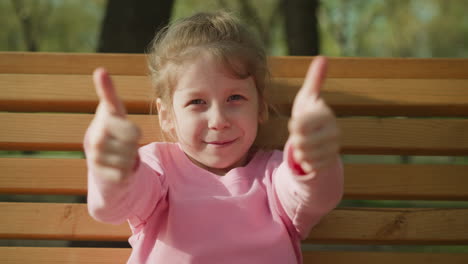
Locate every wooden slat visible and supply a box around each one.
[1,158,468,200]
[333,118,468,155]
[1,248,467,264]
[2,74,468,116]
[343,164,468,200]
[269,56,468,79]
[260,117,468,155]
[272,77,468,116]
[303,251,468,264]
[308,207,468,244]
[0,74,153,114]
[0,52,148,75]
[1,203,467,244]
[0,203,129,241]
[1,113,467,155]
[0,113,166,151]
[2,52,468,78]
[0,247,131,264]
[0,158,87,195]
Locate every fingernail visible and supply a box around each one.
[301,162,313,173]
[293,149,302,162]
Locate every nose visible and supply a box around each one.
[208,105,230,130]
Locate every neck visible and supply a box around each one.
[185,148,257,176]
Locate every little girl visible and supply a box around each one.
[85,11,343,264]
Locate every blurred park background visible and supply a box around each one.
[1,0,468,57]
[1,0,467,253]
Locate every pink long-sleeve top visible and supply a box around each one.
[86,142,343,264]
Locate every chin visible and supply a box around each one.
[207,159,238,169]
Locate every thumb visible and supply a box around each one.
[93,67,127,117]
[301,56,328,100]
[292,56,328,117]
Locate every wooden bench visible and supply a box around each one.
[1,52,467,263]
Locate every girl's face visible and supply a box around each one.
[159,54,260,176]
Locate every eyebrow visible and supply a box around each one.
[176,85,251,95]
[175,89,205,98]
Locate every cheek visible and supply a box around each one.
[173,110,204,140]
[238,105,259,134]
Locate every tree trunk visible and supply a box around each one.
[98,0,174,53]
[281,0,320,55]
[11,0,39,51]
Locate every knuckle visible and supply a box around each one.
[109,155,127,168]
[89,151,103,165]
[295,118,309,134]
[88,137,103,153]
[123,121,141,140]
[94,161,129,183]
[104,168,124,182]
[293,135,307,146]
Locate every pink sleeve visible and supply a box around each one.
[272,140,344,240]
[84,131,167,227]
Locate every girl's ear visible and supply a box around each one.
[156,98,174,133]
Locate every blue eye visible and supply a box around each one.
[228,94,245,101]
[189,99,205,105]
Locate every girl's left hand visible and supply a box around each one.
[288,56,341,174]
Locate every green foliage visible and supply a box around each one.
[320,0,468,57]
[0,0,106,52]
[171,0,287,55]
[1,0,467,57]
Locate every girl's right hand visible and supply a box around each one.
[86,68,142,183]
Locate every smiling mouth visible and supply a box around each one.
[205,139,237,146]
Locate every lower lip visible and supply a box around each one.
[207,139,236,147]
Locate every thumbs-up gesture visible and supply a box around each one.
[86,68,142,183]
[288,57,340,174]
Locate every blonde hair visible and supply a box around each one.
[147,11,269,122]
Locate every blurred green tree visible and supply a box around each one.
[2,0,104,52]
[320,0,468,57]
[0,0,467,57]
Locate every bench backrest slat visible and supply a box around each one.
[1,113,467,154]
[3,53,468,78]
[2,202,467,244]
[2,159,467,200]
[1,247,466,264]
[2,75,468,116]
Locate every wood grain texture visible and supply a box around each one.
[302,251,468,264]
[0,247,131,264]
[0,202,129,241]
[0,113,166,151]
[0,158,87,195]
[1,159,467,200]
[2,52,468,260]
[1,203,467,244]
[258,116,468,155]
[1,113,467,155]
[1,247,467,264]
[2,52,468,78]
[269,56,468,79]
[343,164,468,200]
[0,52,148,75]
[307,207,468,244]
[2,74,468,116]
